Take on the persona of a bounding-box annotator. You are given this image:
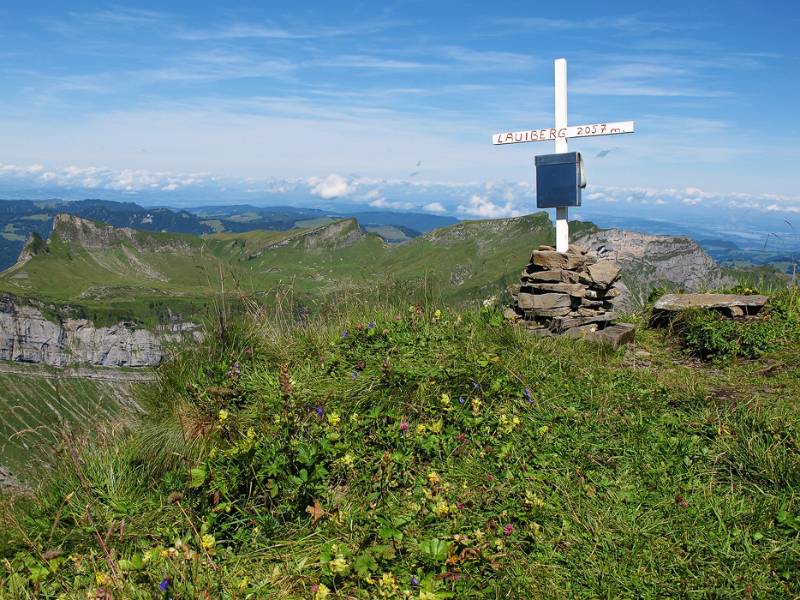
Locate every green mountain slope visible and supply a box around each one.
[1,213,575,324]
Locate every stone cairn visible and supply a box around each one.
[505,244,622,337]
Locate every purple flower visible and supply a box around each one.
[458,395,465,405]
[342,329,349,339]
[523,388,532,403]
[399,421,409,432]
[472,380,481,391]
[503,523,514,536]
[159,578,170,592]
[352,370,358,380]
[410,576,420,587]
[315,406,324,418]
[367,321,376,329]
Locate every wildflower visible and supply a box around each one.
[273,414,281,424]
[457,502,465,509]
[315,406,324,418]
[399,421,410,432]
[471,380,481,391]
[218,409,229,423]
[458,395,465,405]
[367,321,376,329]
[330,556,349,574]
[430,419,443,434]
[327,412,341,427]
[483,296,497,307]
[432,500,450,516]
[350,412,359,423]
[95,572,110,586]
[244,346,253,358]
[201,533,216,550]
[356,323,365,331]
[159,578,170,593]
[394,314,402,321]
[433,309,442,321]
[427,471,441,485]
[380,572,397,588]
[471,397,482,416]
[246,427,256,440]
[352,370,358,380]
[416,423,427,434]
[338,453,355,467]
[420,592,437,600]
[523,387,532,402]
[314,583,330,599]
[342,330,350,339]
[503,523,514,536]
[410,576,420,587]
[537,425,549,436]
[440,393,452,412]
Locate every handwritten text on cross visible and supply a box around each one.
[492,120,634,145]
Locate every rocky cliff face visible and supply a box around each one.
[574,229,735,308]
[50,214,193,254]
[0,296,196,367]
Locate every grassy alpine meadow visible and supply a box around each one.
[1,291,799,598]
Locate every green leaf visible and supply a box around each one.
[189,465,207,489]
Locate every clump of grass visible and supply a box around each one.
[669,287,800,361]
[1,296,799,598]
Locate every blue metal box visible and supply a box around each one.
[534,152,586,208]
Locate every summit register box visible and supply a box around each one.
[534,152,586,208]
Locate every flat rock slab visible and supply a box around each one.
[654,293,768,313]
[585,323,636,348]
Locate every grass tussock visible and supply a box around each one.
[1,294,799,598]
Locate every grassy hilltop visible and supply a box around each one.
[1,288,798,598]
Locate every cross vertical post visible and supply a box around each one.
[554,58,569,253]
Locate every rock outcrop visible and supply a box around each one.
[574,229,735,309]
[0,296,197,368]
[51,214,193,254]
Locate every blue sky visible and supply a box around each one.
[0,1,799,226]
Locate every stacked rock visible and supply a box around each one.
[506,244,622,337]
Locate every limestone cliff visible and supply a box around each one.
[0,296,198,368]
[574,229,735,308]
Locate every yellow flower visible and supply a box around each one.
[427,471,441,485]
[238,576,249,591]
[315,583,330,599]
[432,499,450,516]
[471,397,482,416]
[537,425,549,436]
[430,419,443,434]
[350,412,359,423]
[440,393,452,412]
[339,453,355,467]
[380,572,397,588]
[201,534,216,550]
[218,409,229,423]
[94,572,109,586]
[327,412,341,427]
[416,423,427,434]
[433,309,442,321]
[330,556,349,574]
[246,427,256,439]
[273,414,281,424]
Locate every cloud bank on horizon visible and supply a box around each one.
[2,161,799,224]
[0,1,798,218]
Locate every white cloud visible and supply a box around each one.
[457,194,522,218]
[423,202,446,213]
[310,173,351,199]
[368,197,416,210]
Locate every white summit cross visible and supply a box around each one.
[492,58,635,252]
